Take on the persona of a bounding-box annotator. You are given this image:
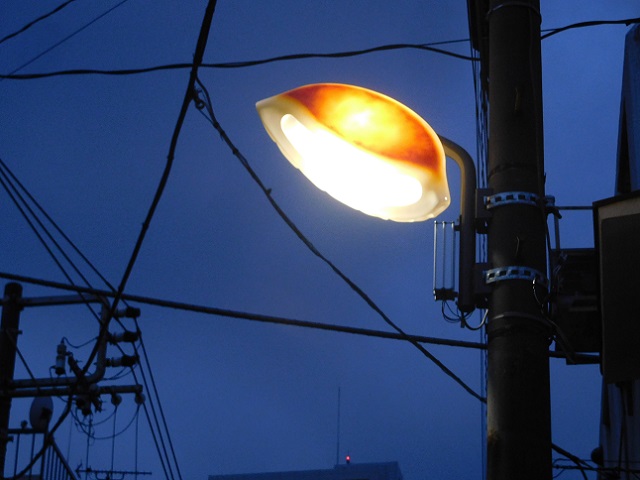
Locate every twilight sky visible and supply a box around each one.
[1,2,638,479]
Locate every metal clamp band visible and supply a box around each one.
[484,265,548,288]
[484,191,540,210]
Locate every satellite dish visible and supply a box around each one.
[29,397,54,432]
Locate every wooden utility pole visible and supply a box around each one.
[0,282,23,477]
[485,2,551,480]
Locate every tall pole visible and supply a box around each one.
[486,2,551,480]
[0,282,23,477]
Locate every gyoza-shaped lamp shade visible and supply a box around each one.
[256,83,451,222]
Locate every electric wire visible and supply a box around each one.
[128,338,176,480]
[0,269,601,361]
[77,3,221,476]
[0,8,625,473]
[0,161,150,406]
[3,0,131,78]
[0,40,478,81]
[74,405,117,429]
[139,396,171,480]
[0,157,117,293]
[0,16,638,82]
[0,158,164,477]
[101,0,218,353]
[541,17,640,40]
[63,336,99,350]
[111,405,117,473]
[551,443,591,480]
[0,170,78,289]
[0,0,76,46]
[0,162,101,314]
[62,5,219,475]
[13,344,39,389]
[74,405,140,442]
[194,77,485,404]
[134,317,182,480]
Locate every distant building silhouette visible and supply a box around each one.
[209,461,403,480]
[594,23,640,480]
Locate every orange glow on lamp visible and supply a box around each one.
[256,83,451,222]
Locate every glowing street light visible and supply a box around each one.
[257,83,477,311]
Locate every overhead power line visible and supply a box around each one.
[0,41,476,81]
[3,0,131,78]
[0,270,489,352]
[2,16,639,81]
[0,0,76,46]
[0,270,599,363]
[541,17,640,40]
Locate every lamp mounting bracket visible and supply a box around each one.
[484,265,548,288]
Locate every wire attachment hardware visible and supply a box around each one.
[484,265,549,288]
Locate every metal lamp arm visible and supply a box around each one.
[439,136,477,313]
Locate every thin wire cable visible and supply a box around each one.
[541,17,640,40]
[0,157,116,292]
[72,3,222,475]
[0,40,477,81]
[0,0,76,45]
[0,172,75,287]
[0,163,151,475]
[0,156,155,407]
[3,0,131,78]
[133,346,176,480]
[208,42,476,65]
[135,404,140,479]
[103,0,217,335]
[139,399,170,480]
[194,78,485,404]
[13,344,39,388]
[551,443,590,480]
[111,406,117,472]
[0,269,599,360]
[2,16,638,82]
[0,161,100,307]
[63,336,99,350]
[0,158,139,348]
[75,22,218,471]
[134,318,182,479]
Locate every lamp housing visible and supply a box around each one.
[256,83,451,222]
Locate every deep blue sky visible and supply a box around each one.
[1,2,638,479]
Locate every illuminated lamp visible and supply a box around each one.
[256,83,452,222]
[256,83,477,310]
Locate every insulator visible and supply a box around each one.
[55,342,67,375]
[106,354,139,368]
[108,329,140,344]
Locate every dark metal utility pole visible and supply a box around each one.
[0,282,23,477]
[485,2,551,480]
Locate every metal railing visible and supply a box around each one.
[6,427,76,480]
